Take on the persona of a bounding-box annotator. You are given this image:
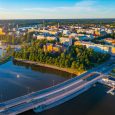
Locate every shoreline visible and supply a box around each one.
[14,58,85,75]
[0,56,11,65]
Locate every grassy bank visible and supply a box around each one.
[14,58,86,75]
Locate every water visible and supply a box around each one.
[0,49,115,115]
[0,49,3,56]
[0,60,73,102]
[0,47,73,102]
[22,84,115,115]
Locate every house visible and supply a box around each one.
[106,29,113,34]
[47,36,57,41]
[75,35,92,41]
[37,35,57,41]
[43,43,62,52]
[100,31,107,36]
[63,30,71,36]
[37,35,46,40]
[59,37,73,46]
[104,38,115,45]
[69,33,77,38]
[0,28,5,35]
[74,41,82,46]
[74,41,111,54]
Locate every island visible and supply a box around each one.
[13,40,110,75]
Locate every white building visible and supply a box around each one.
[37,35,45,40]
[60,37,73,46]
[63,30,71,36]
[106,29,113,34]
[75,34,94,41]
[80,41,110,53]
[37,35,57,41]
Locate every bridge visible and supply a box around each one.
[0,58,114,115]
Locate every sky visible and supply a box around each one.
[0,0,115,19]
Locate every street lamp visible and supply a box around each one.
[53,80,55,86]
[27,87,30,94]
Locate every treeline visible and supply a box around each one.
[0,32,34,45]
[13,40,110,71]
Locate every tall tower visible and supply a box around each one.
[16,24,19,29]
[58,22,60,28]
[43,20,45,28]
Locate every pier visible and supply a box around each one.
[99,77,115,95]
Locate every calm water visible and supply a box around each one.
[0,49,115,115]
[22,84,115,115]
[0,60,73,102]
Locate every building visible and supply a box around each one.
[59,37,73,46]
[74,41,115,55]
[105,38,115,46]
[74,34,94,41]
[39,29,58,36]
[0,28,5,35]
[94,30,101,36]
[47,37,57,41]
[106,29,113,34]
[69,33,77,38]
[37,35,46,40]
[37,35,57,41]
[109,46,115,56]
[63,30,71,36]
[43,43,62,52]
[74,41,82,46]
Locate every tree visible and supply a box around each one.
[71,61,76,69]
[13,40,110,71]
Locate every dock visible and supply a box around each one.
[107,88,115,95]
[99,77,115,95]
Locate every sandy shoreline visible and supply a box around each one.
[14,58,85,75]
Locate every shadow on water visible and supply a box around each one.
[13,60,76,78]
[21,83,115,115]
[0,59,75,103]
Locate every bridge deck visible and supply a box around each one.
[0,74,104,115]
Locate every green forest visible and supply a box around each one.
[13,40,110,71]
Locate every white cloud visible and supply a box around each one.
[21,0,100,18]
[23,0,96,12]
[0,0,115,19]
[0,8,7,10]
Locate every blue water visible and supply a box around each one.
[0,59,73,102]
[0,49,115,115]
[22,84,115,115]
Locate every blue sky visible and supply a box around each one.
[0,0,115,19]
